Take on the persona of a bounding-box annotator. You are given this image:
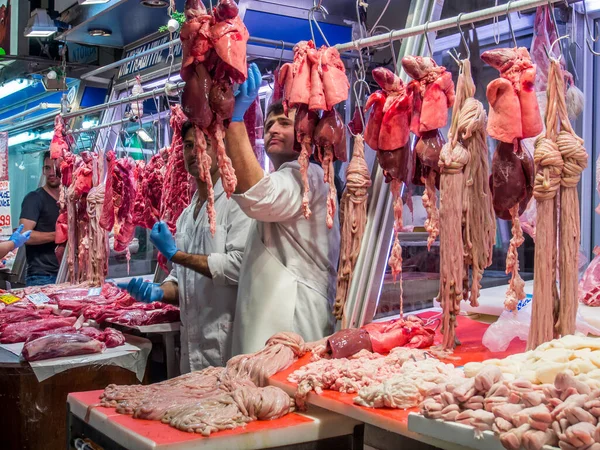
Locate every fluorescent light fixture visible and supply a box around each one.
[8,132,36,146]
[8,131,54,146]
[143,74,182,90]
[0,79,34,100]
[82,120,98,129]
[24,9,58,38]
[78,0,111,4]
[136,128,153,143]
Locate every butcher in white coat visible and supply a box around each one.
[119,121,252,373]
[225,63,340,355]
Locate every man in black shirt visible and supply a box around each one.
[19,151,60,286]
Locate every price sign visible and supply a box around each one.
[0,180,11,236]
[88,287,102,296]
[26,293,52,305]
[0,293,19,305]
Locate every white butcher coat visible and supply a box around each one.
[231,160,340,355]
[164,179,252,373]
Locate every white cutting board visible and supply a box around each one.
[407,413,559,450]
[68,391,361,450]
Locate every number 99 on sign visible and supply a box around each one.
[0,215,11,227]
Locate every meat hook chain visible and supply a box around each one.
[582,0,600,43]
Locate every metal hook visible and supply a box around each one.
[506,1,518,48]
[389,31,398,74]
[350,78,370,136]
[582,0,600,43]
[424,21,433,57]
[308,7,330,46]
[457,13,470,60]
[277,40,285,71]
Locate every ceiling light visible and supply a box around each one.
[78,0,111,4]
[0,79,34,100]
[8,132,36,146]
[8,131,54,146]
[140,0,168,7]
[136,128,153,143]
[88,28,112,37]
[24,9,58,38]
[82,120,98,129]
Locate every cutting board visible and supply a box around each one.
[68,390,361,450]
[407,413,559,450]
[269,314,526,444]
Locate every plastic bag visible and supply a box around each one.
[482,295,600,352]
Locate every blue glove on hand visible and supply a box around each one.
[150,221,178,261]
[9,224,31,249]
[117,277,164,303]
[231,63,262,122]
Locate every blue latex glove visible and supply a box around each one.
[150,221,178,261]
[9,224,31,249]
[231,63,262,122]
[117,277,164,303]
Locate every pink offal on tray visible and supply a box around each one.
[69,390,313,446]
[270,313,527,426]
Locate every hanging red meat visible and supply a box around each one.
[364,67,413,184]
[158,105,191,272]
[99,151,137,263]
[278,40,349,223]
[49,115,74,160]
[243,98,265,168]
[132,154,165,229]
[402,56,455,250]
[314,109,347,229]
[180,0,249,227]
[481,47,541,311]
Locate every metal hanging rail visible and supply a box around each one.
[61,82,186,120]
[0,103,61,126]
[335,0,562,52]
[81,36,297,81]
[67,116,141,135]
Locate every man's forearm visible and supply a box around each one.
[160,281,179,305]
[0,241,15,259]
[225,122,264,193]
[26,231,56,245]
[171,251,212,278]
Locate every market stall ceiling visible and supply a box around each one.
[57,0,368,49]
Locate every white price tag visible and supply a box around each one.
[88,287,102,296]
[26,293,51,305]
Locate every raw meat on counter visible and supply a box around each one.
[420,336,600,450]
[99,332,305,435]
[580,247,600,306]
[289,346,463,410]
[0,316,77,344]
[22,333,106,362]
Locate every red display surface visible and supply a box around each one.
[269,313,526,429]
[69,389,313,446]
